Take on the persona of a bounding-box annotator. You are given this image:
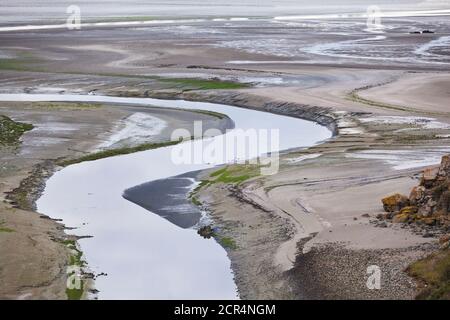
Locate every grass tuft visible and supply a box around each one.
[0,115,33,146]
[0,221,15,233]
[31,102,101,110]
[58,139,184,166]
[189,166,259,208]
[408,248,450,300]
[219,236,238,250]
[66,282,84,300]
[209,165,259,185]
[159,78,248,90]
[62,239,86,300]
[0,52,42,72]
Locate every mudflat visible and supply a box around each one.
[0,13,449,299]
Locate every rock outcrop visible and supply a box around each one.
[382,193,410,212]
[197,225,214,239]
[380,155,450,229]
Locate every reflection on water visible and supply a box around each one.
[0,94,331,299]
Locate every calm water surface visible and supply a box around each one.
[0,93,331,299]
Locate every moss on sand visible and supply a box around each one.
[31,102,101,110]
[58,139,184,166]
[63,239,86,300]
[189,165,259,208]
[218,236,238,250]
[0,115,33,146]
[0,221,15,233]
[159,78,249,90]
[0,52,42,72]
[209,165,260,185]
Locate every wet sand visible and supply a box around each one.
[0,100,231,299]
[0,14,449,299]
[193,77,450,298]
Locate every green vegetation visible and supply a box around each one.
[0,52,42,72]
[209,165,260,185]
[69,248,84,267]
[159,78,248,90]
[188,167,249,251]
[0,115,33,146]
[0,221,14,233]
[66,281,84,300]
[189,165,259,207]
[128,75,250,90]
[0,50,250,93]
[190,196,202,206]
[31,102,101,110]
[198,226,238,250]
[13,192,30,209]
[95,74,248,90]
[0,56,250,92]
[188,180,211,203]
[408,249,450,300]
[62,239,86,267]
[210,167,227,177]
[63,239,86,300]
[0,58,29,71]
[218,236,238,250]
[58,139,184,166]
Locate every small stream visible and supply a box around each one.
[0,94,331,299]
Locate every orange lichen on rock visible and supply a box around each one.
[382,193,409,212]
[381,154,450,229]
[393,213,410,223]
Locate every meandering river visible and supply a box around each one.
[0,94,331,299]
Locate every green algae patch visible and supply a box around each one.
[58,139,184,167]
[0,221,15,233]
[189,165,260,207]
[31,102,101,110]
[0,115,33,146]
[63,239,87,300]
[218,236,238,250]
[159,78,249,90]
[210,165,260,185]
[0,52,43,72]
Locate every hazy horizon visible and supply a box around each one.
[1,0,449,25]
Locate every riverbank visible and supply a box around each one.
[1,14,449,299]
[1,73,449,299]
[190,72,450,299]
[1,70,449,299]
[0,100,231,299]
[2,68,450,299]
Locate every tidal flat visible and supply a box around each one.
[0,6,449,300]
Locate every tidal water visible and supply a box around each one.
[0,93,331,299]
